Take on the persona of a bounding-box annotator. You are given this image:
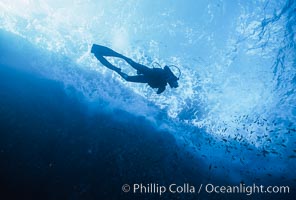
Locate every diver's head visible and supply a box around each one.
[164,66,179,88]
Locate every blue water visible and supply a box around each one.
[1,0,296,199]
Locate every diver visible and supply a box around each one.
[91,44,179,94]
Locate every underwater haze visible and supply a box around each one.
[0,0,296,199]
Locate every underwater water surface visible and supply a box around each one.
[0,0,296,199]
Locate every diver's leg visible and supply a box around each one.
[91,44,152,74]
[94,55,121,72]
[123,58,152,74]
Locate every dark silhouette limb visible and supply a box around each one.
[123,58,152,75]
[93,54,121,72]
[93,53,148,83]
[91,44,152,75]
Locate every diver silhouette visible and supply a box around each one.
[91,44,179,94]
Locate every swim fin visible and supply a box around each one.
[91,44,124,58]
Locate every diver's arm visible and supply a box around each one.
[157,86,166,94]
